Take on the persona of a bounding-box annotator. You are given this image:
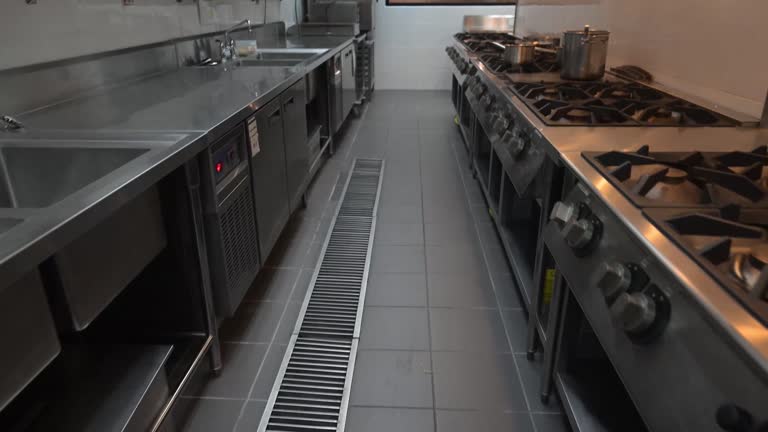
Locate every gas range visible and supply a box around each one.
[508,80,740,127]
[453,32,520,53]
[646,206,768,326]
[478,51,560,75]
[583,144,768,326]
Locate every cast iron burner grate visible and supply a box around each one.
[645,205,768,326]
[508,81,738,126]
[479,52,559,75]
[584,145,768,208]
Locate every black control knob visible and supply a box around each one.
[597,261,632,303]
[468,66,478,76]
[499,130,515,148]
[563,218,595,250]
[610,292,657,333]
[550,201,576,226]
[508,130,529,157]
[493,112,510,135]
[716,404,753,432]
[481,93,495,110]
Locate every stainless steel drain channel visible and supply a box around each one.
[258,158,384,432]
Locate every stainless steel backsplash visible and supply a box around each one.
[0,22,286,117]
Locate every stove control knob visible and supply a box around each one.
[596,261,632,303]
[610,292,657,334]
[500,130,515,148]
[716,404,754,432]
[550,202,576,226]
[481,94,495,109]
[468,66,478,76]
[493,112,510,135]
[508,130,529,157]
[563,218,595,250]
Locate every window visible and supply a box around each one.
[386,0,515,5]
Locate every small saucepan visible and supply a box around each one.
[492,41,537,66]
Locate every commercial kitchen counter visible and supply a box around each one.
[0,34,354,289]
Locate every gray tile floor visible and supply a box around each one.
[180,91,570,431]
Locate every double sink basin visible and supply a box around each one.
[0,144,152,235]
[199,47,329,68]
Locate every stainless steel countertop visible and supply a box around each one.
[0,34,354,289]
[453,38,768,373]
[19,66,302,133]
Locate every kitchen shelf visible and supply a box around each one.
[477,174,534,308]
[555,366,647,432]
[309,135,332,183]
[24,343,174,432]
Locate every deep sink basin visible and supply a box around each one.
[0,146,149,208]
[0,218,22,236]
[237,48,328,67]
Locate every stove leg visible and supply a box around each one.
[540,272,567,404]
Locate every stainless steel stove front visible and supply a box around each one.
[543,181,768,432]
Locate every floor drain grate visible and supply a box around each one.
[258,158,384,432]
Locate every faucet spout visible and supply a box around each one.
[221,19,254,62]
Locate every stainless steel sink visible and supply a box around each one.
[238,49,328,67]
[0,218,22,235]
[239,58,306,67]
[0,146,149,208]
[254,51,320,60]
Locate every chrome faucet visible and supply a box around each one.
[1,115,24,131]
[221,19,253,62]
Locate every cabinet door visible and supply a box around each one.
[341,45,356,120]
[282,79,309,213]
[249,97,289,261]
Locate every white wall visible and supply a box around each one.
[0,0,284,71]
[374,4,516,90]
[516,0,768,118]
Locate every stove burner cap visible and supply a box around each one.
[654,108,682,121]
[563,108,593,122]
[664,168,688,183]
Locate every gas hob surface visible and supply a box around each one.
[645,206,768,326]
[584,145,768,326]
[508,81,739,127]
[583,145,768,208]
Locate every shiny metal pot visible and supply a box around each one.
[561,26,610,80]
[491,42,536,66]
[504,43,536,65]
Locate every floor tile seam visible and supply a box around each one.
[231,200,329,430]
[179,396,248,401]
[342,102,377,162]
[357,347,517,354]
[220,341,271,346]
[347,405,436,411]
[417,108,440,432]
[447,123,539,431]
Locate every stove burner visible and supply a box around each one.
[478,52,560,75]
[646,206,768,325]
[455,32,521,53]
[585,145,768,208]
[550,101,634,125]
[508,81,737,127]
